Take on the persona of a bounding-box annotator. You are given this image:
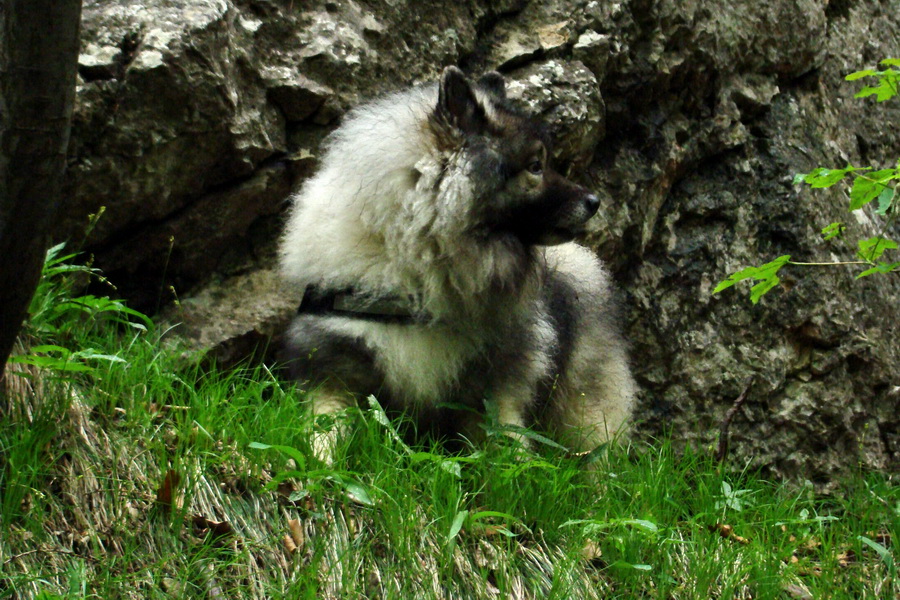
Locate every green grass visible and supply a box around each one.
[0,250,896,599]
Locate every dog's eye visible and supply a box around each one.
[526,160,543,175]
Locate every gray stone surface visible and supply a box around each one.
[69,0,900,483]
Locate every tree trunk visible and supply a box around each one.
[0,0,82,380]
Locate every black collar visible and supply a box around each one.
[297,284,430,325]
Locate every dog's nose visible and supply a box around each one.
[584,194,600,216]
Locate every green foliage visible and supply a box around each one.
[715,480,754,513]
[848,169,897,210]
[715,59,900,303]
[858,535,895,571]
[792,165,861,189]
[857,260,900,279]
[846,58,900,102]
[821,222,845,241]
[857,236,898,262]
[712,255,791,304]
[8,243,152,375]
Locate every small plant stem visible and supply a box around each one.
[716,377,754,463]
[788,260,869,266]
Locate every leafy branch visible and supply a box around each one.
[715,59,900,303]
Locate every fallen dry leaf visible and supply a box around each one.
[710,523,750,545]
[276,480,295,498]
[288,518,305,551]
[155,470,181,510]
[837,548,857,568]
[480,524,506,538]
[192,515,235,545]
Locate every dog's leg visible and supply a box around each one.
[488,327,555,453]
[309,388,356,465]
[553,353,634,453]
[495,394,532,449]
[489,374,542,455]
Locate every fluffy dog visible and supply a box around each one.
[280,66,634,461]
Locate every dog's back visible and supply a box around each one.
[280,85,436,296]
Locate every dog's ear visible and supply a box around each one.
[477,71,507,101]
[436,66,486,134]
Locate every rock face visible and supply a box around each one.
[69,0,899,482]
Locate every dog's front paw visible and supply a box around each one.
[310,428,338,467]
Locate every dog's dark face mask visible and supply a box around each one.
[431,66,600,247]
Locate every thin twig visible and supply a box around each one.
[789,260,869,266]
[716,377,755,463]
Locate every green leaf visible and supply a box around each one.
[750,276,780,304]
[288,489,310,503]
[610,561,652,571]
[366,395,411,454]
[439,460,462,478]
[43,263,87,276]
[113,305,154,329]
[409,451,444,464]
[503,460,559,478]
[560,518,659,535]
[845,69,877,81]
[44,242,69,262]
[28,344,72,355]
[559,518,590,530]
[491,527,518,538]
[621,519,659,533]
[713,255,791,296]
[855,82,897,102]
[511,427,570,452]
[849,170,894,210]
[577,442,610,466]
[7,354,93,372]
[470,510,519,523]
[248,442,307,471]
[857,237,898,262]
[800,166,858,189]
[821,222,845,241]
[266,470,310,489]
[858,535,895,569]
[365,394,391,427]
[856,262,900,279]
[72,350,126,364]
[408,452,463,478]
[880,58,900,68]
[876,187,895,215]
[448,510,468,543]
[713,267,754,294]
[342,481,374,506]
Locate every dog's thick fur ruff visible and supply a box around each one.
[280,67,635,459]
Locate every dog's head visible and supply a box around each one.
[429,66,599,246]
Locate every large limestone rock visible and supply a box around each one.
[69,0,899,483]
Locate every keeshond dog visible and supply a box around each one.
[280,66,634,462]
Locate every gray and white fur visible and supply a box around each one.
[280,67,635,460]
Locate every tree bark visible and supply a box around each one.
[0,0,82,380]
